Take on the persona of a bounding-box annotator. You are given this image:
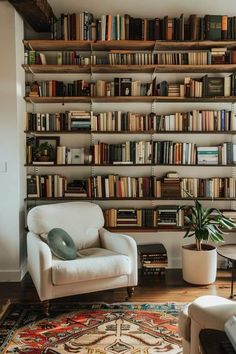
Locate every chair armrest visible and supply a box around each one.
[99,227,137,257]
[189,295,236,331]
[27,231,53,301]
[99,228,138,286]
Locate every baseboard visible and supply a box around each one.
[0,261,27,282]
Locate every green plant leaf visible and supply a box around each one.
[183,229,195,238]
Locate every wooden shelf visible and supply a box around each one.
[25,197,236,201]
[22,63,236,74]
[24,96,236,104]
[25,163,236,167]
[24,96,91,103]
[23,39,236,51]
[24,130,91,134]
[23,64,91,73]
[31,63,236,73]
[107,226,184,232]
[24,130,236,135]
[23,40,93,51]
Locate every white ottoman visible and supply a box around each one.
[178,295,236,354]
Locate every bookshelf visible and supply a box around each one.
[23,37,236,234]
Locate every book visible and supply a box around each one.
[138,243,167,256]
[120,78,132,96]
[205,15,222,40]
[205,77,224,97]
[27,175,39,197]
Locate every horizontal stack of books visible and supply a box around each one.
[161,172,181,198]
[138,243,168,276]
[157,206,184,227]
[64,180,87,197]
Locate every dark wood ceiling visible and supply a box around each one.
[8,0,55,32]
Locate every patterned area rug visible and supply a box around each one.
[0,302,184,354]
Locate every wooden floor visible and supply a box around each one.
[0,269,234,306]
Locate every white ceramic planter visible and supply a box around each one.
[182,244,217,285]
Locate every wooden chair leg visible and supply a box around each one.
[126,286,135,300]
[42,300,50,316]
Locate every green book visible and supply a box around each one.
[205,15,222,40]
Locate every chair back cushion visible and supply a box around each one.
[27,202,104,249]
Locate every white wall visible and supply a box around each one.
[0,1,26,281]
[1,0,236,281]
[48,0,236,18]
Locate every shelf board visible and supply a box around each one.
[24,96,236,104]
[22,63,236,74]
[24,130,91,134]
[106,226,184,232]
[23,64,91,73]
[23,40,93,51]
[25,197,236,201]
[24,130,236,135]
[23,39,236,51]
[25,163,236,167]
[24,96,91,103]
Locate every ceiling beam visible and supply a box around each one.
[8,0,55,32]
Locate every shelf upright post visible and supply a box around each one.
[151,100,156,211]
[231,102,236,210]
[90,42,96,201]
[25,97,38,226]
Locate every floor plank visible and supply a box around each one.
[0,269,234,305]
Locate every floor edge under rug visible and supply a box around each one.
[0,299,11,320]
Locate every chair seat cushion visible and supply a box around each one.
[51,247,131,285]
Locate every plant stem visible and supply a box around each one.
[196,239,202,251]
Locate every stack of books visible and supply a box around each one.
[157,205,184,226]
[68,111,91,131]
[197,146,219,165]
[161,172,181,198]
[64,180,87,197]
[138,243,168,276]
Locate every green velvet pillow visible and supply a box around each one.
[47,228,77,260]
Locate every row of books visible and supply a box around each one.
[25,50,100,66]
[181,177,236,198]
[26,141,236,166]
[26,74,236,98]
[25,48,236,66]
[27,174,67,198]
[26,79,151,98]
[26,174,236,199]
[25,110,236,133]
[154,75,236,98]
[91,110,236,132]
[104,206,184,228]
[108,48,236,66]
[50,12,236,41]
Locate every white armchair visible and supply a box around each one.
[178,295,236,354]
[27,202,138,311]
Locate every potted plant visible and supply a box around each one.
[180,193,236,285]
